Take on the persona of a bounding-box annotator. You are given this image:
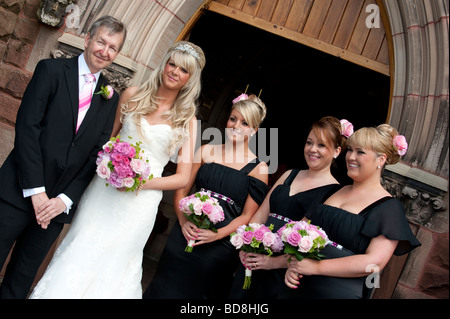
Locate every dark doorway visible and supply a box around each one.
[189,11,390,184]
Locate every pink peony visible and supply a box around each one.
[96,161,110,179]
[96,84,114,100]
[236,225,246,235]
[242,231,254,245]
[232,93,248,104]
[104,85,114,99]
[262,231,276,247]
[230,233,244,249]
[208,206,225,224]
[108,173,123,188]
[202,202,213,215]
[340,119,354,138]
[287,231,302,247]
[131,159,147,175]
[122,177,135,188]
[393,135,408,156]
[279,226,293,242]
[254,228,266,242]
[272,235,284,252]
[191,199,203,216]
[114,142,132,156]
[298,236,314,253]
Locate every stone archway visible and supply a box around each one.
[380,0,448,176]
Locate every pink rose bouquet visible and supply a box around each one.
[96,135,153,192]
[277,220,329,262]
[179,191,225,252]
[230,223,284,289]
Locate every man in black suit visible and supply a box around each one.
[0,15,127,298]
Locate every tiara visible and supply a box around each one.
[174,43,200,61]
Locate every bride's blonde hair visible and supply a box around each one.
[121,41,206,154]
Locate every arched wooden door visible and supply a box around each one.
[181,0,390,76]
[179,0,391,178]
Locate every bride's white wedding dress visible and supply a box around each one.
[30,115,173,299]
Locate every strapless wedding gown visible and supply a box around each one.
[30,116,173,299]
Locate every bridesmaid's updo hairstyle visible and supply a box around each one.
[347,124,403,166]
[310,116,347,153]
[231,94,267,129]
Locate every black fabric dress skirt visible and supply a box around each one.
[229,169,340,299]
[144,161,269,299]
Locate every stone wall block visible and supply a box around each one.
[418,263,449,298]
[428,233,449,268]
[5,38,32,68]
[0,0,24,14]
[399,227,433,287]
[0,62,31,98]
[0,7,17,38]
[0,91,20,123]
[0,40,6,58]
[14,16,40,44]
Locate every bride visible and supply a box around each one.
[29,41,206,299]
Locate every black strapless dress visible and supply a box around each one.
[144,161,269,299]
[229,169,340,299]
[278,196,421,299]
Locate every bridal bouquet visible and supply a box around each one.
[230,223,284,289]
[277,220,329,262]
[96,135,153,192]
[179,191,225,252]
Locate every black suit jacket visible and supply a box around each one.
[0,56,119,224]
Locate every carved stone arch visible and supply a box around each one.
[380,0,449,177]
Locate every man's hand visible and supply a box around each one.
[31,193,50,228]
[35,197,66,229]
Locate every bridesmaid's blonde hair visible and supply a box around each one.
[348,124,403,165]
[232,94,267,129]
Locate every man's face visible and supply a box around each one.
[84,26,124,74]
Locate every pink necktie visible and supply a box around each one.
[76,73,96,132]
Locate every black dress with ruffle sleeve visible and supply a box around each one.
[279,196,421,299]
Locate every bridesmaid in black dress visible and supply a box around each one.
[229,116,346,298]
[144,94,269,298]
[284,124,421,299]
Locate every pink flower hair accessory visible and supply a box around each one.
[232,93,249,104]
[393,135,408,155]
[340,119,354,138]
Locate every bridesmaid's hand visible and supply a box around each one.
[239,250,249,269]
[287,258,318,276]
[242,252,272,270]
[181,220,199,242]
[285,265,302,289]
[193,228,219,246]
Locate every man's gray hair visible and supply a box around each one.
[88,16,127,51]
